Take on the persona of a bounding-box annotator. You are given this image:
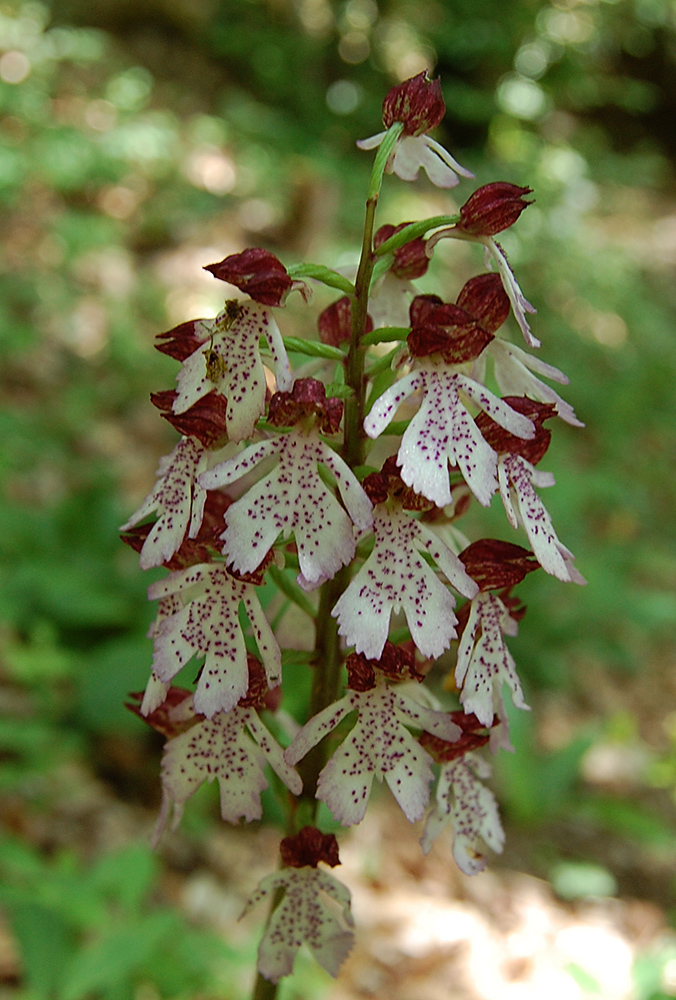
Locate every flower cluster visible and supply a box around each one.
[123,71,583,989]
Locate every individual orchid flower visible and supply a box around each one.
[364,359,535,509]
[147,561,281,718]
[148,665,301,846]
[199,380,373,588]
[475,398,583,582]
[332,467,478,660]
[242,828,354,983]
[452,538,541,726]
[119,437,209,570]
[285,647,462,825]
[357,71,473,189]
[420,746,504,875]
[455,591,528,726]
[170,300,292,442]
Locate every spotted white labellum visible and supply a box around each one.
[364,361,535,508]
[333,503,478,660]
[199,427,373,587]
[357,132,474,189]
[497,453,575,582]
[120,437,208,570]
[421,752,505,875]
[455,591,528,726]
[147,564,281,718]
[242,866,354,983]
[285,675,461,826]
[172,302,291,442]
[152,704,302,847]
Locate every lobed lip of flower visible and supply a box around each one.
[475,395,556,464]
[268,377,344,434]
[357,133,474,190]
[280,827,341,868]
[382,70,446,137]
[459,538,540,591]
[458,182,534,237]
[120,489,231,572]
[204,248,293,306]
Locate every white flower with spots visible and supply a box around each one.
[285,674,462,825]
[172,302,291,441]
[120,437,208,570]
[364,361,535,509]
[486,339,583,427]
[421,752,505,875]
[455,591,528,727]
[333,502,478,660]
[152,703,302,846]
[498,453,575,582]
[243,865,354,983]
[357,131,474,189]
[199,427,373,587]
[147,564,281,718]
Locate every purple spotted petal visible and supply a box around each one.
[148,564,281,717]
[286,679,461,826]
[173,303,290,442]
[242,868,354,983]
[421,752,504,875]
[498,454,572,581]
[120,437,207,570]
[332,503,477,661]
[201,429,372,584]
[455,592,528,726]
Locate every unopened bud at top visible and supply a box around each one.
[458,183,534,236]
[382,71,446,137]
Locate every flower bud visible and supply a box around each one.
[204,248,292,306]
[318,296,373,346]
[375,223,430,280]
[458,183,533,237]
[382,71,446,137]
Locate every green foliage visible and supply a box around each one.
[0,839,237,999]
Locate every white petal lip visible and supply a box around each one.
[356,131,473,189]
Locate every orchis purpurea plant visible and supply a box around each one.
[122,70,584,996]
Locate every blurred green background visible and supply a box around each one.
[1,0,676,996]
